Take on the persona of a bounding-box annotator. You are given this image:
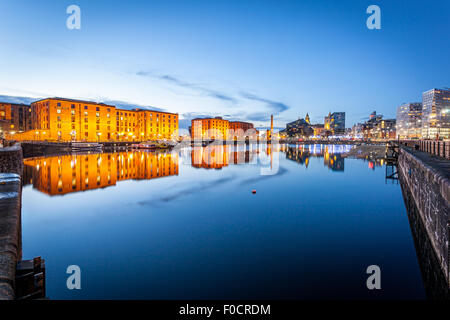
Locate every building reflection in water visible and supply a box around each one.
[188,144,363,172]
[190,144,262,169]
[22,151,179,196]
[285,144,352,171]
[187,143,287,178]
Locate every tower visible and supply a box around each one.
[305,113,310,124]
[270,114,273,134]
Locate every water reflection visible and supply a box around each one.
[20,144,429,299]
[284,144,353,171]
[22,144,380,196]
[23,151,179,196]
[190,144,263,169]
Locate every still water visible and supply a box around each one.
[21,144,426,299]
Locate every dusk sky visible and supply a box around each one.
[0,0,449,130]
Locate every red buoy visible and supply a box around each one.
[252,189,256,194]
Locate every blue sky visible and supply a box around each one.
[0,0,448,130]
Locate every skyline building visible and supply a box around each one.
[325,112,345,135]
[396,102,422,139]
[421,88,450,139]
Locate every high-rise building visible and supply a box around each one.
[396,102,422,139]
[329,112,345,135]
[421,88,450,139]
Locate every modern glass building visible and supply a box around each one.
[421,88,450,139]
[396,102,422,139]
[329,112,345,135]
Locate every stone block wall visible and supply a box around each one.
[0,173,22,300]
[398,147,450,287]
[0,145,23,175]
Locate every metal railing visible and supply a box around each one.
[398,140,450,160]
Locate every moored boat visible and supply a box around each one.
[131,142,158,149]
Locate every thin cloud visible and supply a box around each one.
[137,71,237,103]
[178,112,215,129]
[0,95,37,105]
[181,112,215,119]
[0,94,166,113]
[246,112,271,122]
[99,99,166,112]
[241,92,290,114]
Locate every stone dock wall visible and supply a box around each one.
[0,173,22,300]
[0,145,23,300]
[0,145,23,175]
[398,147,450,288]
